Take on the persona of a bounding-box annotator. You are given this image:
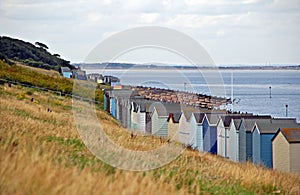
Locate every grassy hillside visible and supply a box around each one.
[0,36,73,71]
[0,62,300,194]
[0,61,103,104]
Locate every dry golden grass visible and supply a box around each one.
[0,84,300,194]
[16,62,62,78]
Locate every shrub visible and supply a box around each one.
[17,92,26,100]
[26,89,35,96]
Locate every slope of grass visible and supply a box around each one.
[0,80,300,194]
[16,62,62,78]
[0,60,104,105]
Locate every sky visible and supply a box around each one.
[0,0,299,65]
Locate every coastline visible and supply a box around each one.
[81,66,300,71]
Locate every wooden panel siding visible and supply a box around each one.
[62,71,72,78]
[178,106,201,145]
[168,120,179,141]
[238,121,247,162]
[104,94,107,111]
[190,113,206,151]
[137,112,146,133]
[196,125,204,151]
[115,98,119,120]
[246,132,253,161]
[110,98,115,118]
[260,134,274,168]
[252,128,275,168]
[217,119,227,158]
[189,115,197,149]
[120,99,125,126]
[189,113,205,150]
[203,118,210,152]
[209,126,218,154]
[252,127,261,166]
[203,113,225,154]
[228,121,239,162]
[272,131,290,172]
[178,113,190,145]
[130,102,138,130]
[272,128,300,174]
[168,113,181,141]
[103,92,110,112]
[117,98,126,124]
[136,101,155,133]
[290,143,300,174]
[146,112,152,134]
[117,98,125,123]
[126,100,131,128]
[136,110,140,130]
[125,100,131,128]
[203,123,218,154]
[116,98,121,120]
[131,112,137,130]
[151,108,168,137]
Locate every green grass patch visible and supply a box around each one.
[14,109,31,118]
[46,136,84,150]
[0,61,104,105]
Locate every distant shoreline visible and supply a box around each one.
[81,66,300,71]
[76,63,300,71]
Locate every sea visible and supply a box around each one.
[85,68,300,122]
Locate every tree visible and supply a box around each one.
[53,54,61,58]
[35,42,49,50]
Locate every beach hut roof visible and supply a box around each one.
[221,114,269,128]
[137,100,156,113]
[167,113,182,123]
[150,102,181,117]
[192,113,206,124]
[61,67,71,72]
[205,113,226,125]
[272,128,300,143]
[232,118,242,129]
[108,89,134,98]
[253,118,299,134]
[221,115,244,127]
[240,116,272,131]
[181,106,198,121]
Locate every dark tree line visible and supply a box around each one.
[0,36,74,71]
[35,41,49,50]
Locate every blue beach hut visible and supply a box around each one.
[203,113,226,154]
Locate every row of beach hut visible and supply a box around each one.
[104,88,300,174]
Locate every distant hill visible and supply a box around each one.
[77,62,300,70]
[0,36,74,71]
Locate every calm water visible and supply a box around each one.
[85,68,300,122]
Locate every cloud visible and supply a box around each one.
[139,13,161,24]
[166,14,231,29]
[121,0,165,13]
[0,0,299,64]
